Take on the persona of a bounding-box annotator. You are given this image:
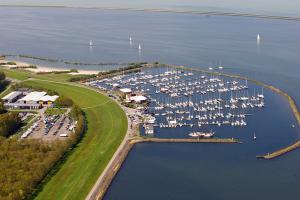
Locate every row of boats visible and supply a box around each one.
[88,66,265,137]
[188,131,215,138]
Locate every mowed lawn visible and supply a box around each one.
[0,68,31,80]
[22,80,128,200]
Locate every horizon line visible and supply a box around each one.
[0,5,300,22]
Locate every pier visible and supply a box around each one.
[85,137,240,200]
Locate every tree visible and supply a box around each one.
[0,72,9,92]
[0,112,21,137]
[55,96,74,107]
[0,72,5,80]
[0,100,6,114]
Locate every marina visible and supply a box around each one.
[1,6,300,200]
[87,66,266,138]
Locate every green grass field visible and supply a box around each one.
[0,67,89,82]
[45,108,67,115]
[2,69,128,200]
[0,67,31,80]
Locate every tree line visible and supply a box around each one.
[0,111,22,137]
[0,71,9,92]
[0,72,21,137]
[0,83,86,200]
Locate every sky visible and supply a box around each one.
[0,0,300,16]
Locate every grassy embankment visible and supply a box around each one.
[0,68,128,200]
[0,67,90,82]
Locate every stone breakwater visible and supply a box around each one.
[85,137,240,200]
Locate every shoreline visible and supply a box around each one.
[0,5,300,22]
[82,79,241,200]
[83,62,299,200]
[2,61,299,199]
[85,137,240,200]
[0,59,100,75]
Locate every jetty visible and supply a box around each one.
[88,62,300,159]
[85,137,240,200]
[157,64,300,159]
[131,137,240,144]
[257,140,300,159]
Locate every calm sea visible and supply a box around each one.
[0,7,299,199]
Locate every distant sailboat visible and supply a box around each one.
[138,44,142,51]
[257,34,260,44]
[218,62,223,70]
[89,40,93,46]
[258,87,264,99]
[129,36,132,42]
[253,132,257,140]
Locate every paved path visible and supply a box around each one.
[84,85,138,200]
[25,78,136,200]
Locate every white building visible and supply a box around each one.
[120,88,132,94]
[18,91,47,104]
[130,95,147,104]
[2,91,59,110]
[2,91,23,103]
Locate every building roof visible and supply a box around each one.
[112,83,120,87]
[40,95,59,102]
[120,88,132,93]
[130,95,147,102]
[4,102,41,107]
[2,91,22,100]
[19,91,47,102]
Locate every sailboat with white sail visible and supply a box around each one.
[257,34,260,44]
[253,132,257,140]
[89,40,93,46]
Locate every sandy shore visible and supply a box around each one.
[1,59,100,75]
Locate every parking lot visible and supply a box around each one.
[21,108,76,141]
